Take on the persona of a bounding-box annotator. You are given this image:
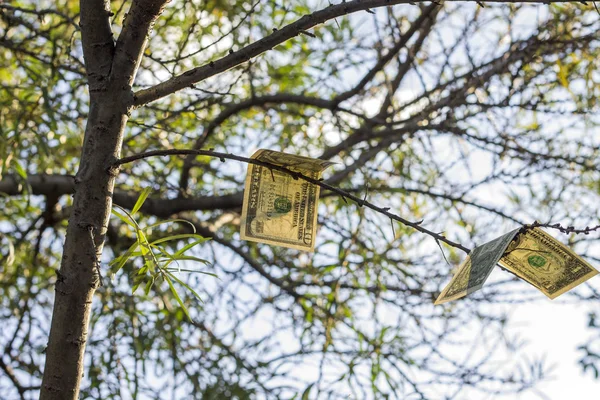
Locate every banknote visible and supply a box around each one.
[240,149,334,251]
[435,229,520,305]
[498,227,598,299]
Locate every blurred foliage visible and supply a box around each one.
[1,1,600,399]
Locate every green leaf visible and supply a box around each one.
[132,282,141,294]
[144,276,155,295]
[173,238,208,257]
[151,246,181,271]
[164,273,191,321]
[109,241,139,275]
[147,218,198,233]
[111,208,136,228]
[557,60,569,88]
[0,233,15,268]
[137,265,148,275]
[162,255,211,265]
[164,268,217,276]
[13,160,27,180]
[131,187,152,216]
[149,233,207,246]
[150,243,210,266]
[301,383,314,400]
[137,230,159,273]
[166,271,205,303]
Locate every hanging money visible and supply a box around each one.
[435,229,520,305]
[498,227,598,299]
[240,149,334,251]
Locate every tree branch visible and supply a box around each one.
[0,173,523,224]
[0,174,76,197]
[132,0,580,107]
[0,4,79,29]
[79,0,114,92]
[0,174,241,218]
[112,148,471,252]
[0,355,39,399]
[111,0,170,88]
[178,93,379,194]
[332,3,439,106]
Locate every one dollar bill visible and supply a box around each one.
[499,227,598,299]
[240,149,334,251]
[435,229,520,305]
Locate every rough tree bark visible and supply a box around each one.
[40,1,168,399]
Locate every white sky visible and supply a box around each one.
[487,282,600,400]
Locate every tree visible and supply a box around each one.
[0,0,599,399]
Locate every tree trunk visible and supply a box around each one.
[39,85,130,400]
[40,1,168,398]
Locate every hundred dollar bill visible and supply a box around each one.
[498,227,598,299]
[435,229,520,305]
[240,149,334,251]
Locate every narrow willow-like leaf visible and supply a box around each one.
[164,273,191,321]
[166,271,205,303]
[164,268,218,276]
[132,282,141,294]
[13,160,27,180]
[162,255,211,265]
[109,241,139,275]
[173,238,207,257]
[147,218,198,233]
[111,208,136,228]
[131,187,152,216]
[151,244,180,271]
[149,233,207,246]
[137,229,159,274]
[301,383,314,400]
[0,233,15,268]
[144,276,155,295]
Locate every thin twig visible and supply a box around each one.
[112,148,471,253]
[113,150,600,257]
[520,220,600,236]
[132,0,579,106]
[435,238,452,266]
